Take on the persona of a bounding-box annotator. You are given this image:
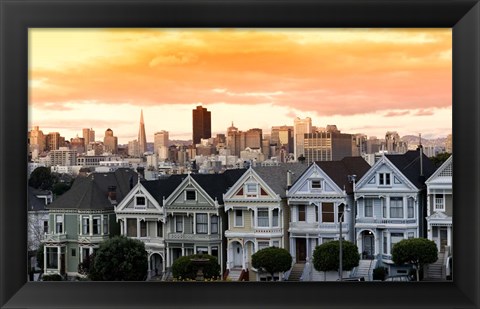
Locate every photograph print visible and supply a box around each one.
[27,28,452,283]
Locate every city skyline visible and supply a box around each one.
[29,28,452,144]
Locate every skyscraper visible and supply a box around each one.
[154,130,169,159]
[294,117,312,160]
[192,105,211,145]
[104,128,118,154]
[82,128,95,150]
[138,109,147,155]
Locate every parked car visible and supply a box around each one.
[384,275,412,282]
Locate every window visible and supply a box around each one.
[82,247,90,262]
[364,199,373,217]
[298,205,306,222]
[390,233,404,252]
[211,246,219,258]
[246,183,258,195]
[136,195,146,207]
[272,240,280,247]
[383,233,388,254]
[103,215,109,235]
[196,214,208,234]
[71,248,76,257]
[311,180,321,189]
[127,218,137,237]
[92,216,101,235]
[175,216,183,233]
[43,221,49,234]
[390,197,403,218]
[157,221,163,237]
[235,209,243,227]
[272,209,279,227]
[46,247,58,269]
[435,194,444,210]
[186,190,196,201]
[257,208,269,227]
[82,216,90,235]
[407,199,415,218]
[140,220,147,237]
[379,173,391,186]
[408,232,414,239]
[55,215,63,234]
[382,199,387,218]
[258,242,269,251]
[196,247,208,255]
[210,216,218,234]
[322,203,334,223]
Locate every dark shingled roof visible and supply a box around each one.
[47,168,138,211]
[316,157,371,194]
[253,163,309,198]
[27,187,50,211]
[385,150,437,188]
[141,169,247,205]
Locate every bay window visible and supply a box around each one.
[390,197,403,218]
[196,214,208,234]
[257,208,269,227]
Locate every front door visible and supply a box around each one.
[439,228,448,252]
[233,242,243,267]
[296,238,306,262]
[363,235,374,259]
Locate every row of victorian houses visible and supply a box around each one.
[32,149,453,281]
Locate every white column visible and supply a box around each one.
[193,214,196,235]
[447,226,452,248]
[403,196,407,219]
[137,219,140,237]
[427,223,432,241]
[57,246,61,273]
[44,247,48,272]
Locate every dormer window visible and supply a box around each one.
[135,195,146,209]
[186,190,196,201]
[245,183,258,197]
[311,179,322,190]
[378,173,391,186]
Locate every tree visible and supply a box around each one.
[171,254,220,281]
[36,244,44,270]
[88,235,148,281]
[391,238,438,281]
[251,247,292,281]
[29,167,54,190]
[312,241,360,279]
[430,152,451,168]
[297,155,306,164]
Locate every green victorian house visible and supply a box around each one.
[42,168,137,279]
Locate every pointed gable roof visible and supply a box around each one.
[189,169,246,204]
[47,168,139,211]
[315,157,371,194]
[252,163,308,198]
[141,175,184,206]
[426,155,452,185]
[385,150,437,188]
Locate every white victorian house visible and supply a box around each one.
[223,163,307,281]
[425,155,452,280]
[354,150,437,276]
[115,178,175,279]
[286,157,370,280]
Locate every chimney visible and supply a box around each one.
[108,185,117,201]
[287,170,293,189]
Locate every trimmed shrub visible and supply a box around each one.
[171,254,220,280]
[42,273,63,281]
[372,267,387,281]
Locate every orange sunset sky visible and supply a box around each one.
[29,28,452,144]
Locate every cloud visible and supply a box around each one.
[384,110,411,117]
[414,109,435,116]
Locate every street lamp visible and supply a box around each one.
[339,174,356,281]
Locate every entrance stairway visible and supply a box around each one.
[227,268,242,281]
[354,259,376,281]
[425,251,445,281]
[287,262,305,281]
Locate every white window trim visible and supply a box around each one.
[364,199,373,218]
[55,214,64,234]
[434,194,445,211]
[134,194,147,209]
[378,172,392,187]
[245,183,258,198]
[185,190,197,201]
[234,209,244,227]
[175,216,184,233]
[310,179,322,190]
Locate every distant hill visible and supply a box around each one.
[401,135,447,148]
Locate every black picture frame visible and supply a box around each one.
[1,0,479,308]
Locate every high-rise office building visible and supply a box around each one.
[49,147,77,166]
[192,105,211,145]
[103,128,118,154]
[46,132,64,151]
[138,110,147,155]
[128,140,140,157]
[245,128,263,149]
[70,136,85,154]
[29,126,46,153]
[82,128,95,150]
[271,125,294,154]
[303,130,353,164]
[154,130,169,159]
[294,117,312,160]
[445,134,452,153]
